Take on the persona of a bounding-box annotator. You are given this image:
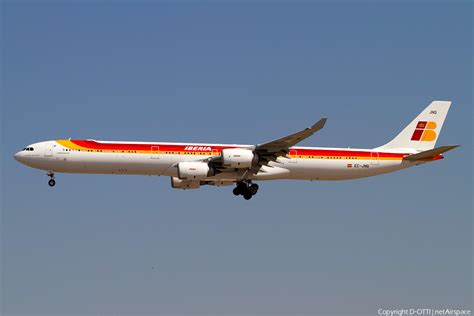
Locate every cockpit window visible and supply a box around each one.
[24,147,34,151]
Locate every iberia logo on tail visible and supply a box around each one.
[411,121,437,141]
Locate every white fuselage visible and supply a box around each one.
[14,139,420,182]
[13,101,454,198]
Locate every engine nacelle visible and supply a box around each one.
[177,161,213,180]
[222,148,255,168]
[170,177,201,190]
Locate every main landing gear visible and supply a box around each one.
[233,181,259,200]
[47,172,56,187]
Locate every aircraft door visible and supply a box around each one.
[151,146,160,159]
[44,143,53,157]
[289,150,298,163]
[370,152,379,165]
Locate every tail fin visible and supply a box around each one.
[376,101,452,152]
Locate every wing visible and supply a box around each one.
[255,117,327,164]
[206,117,327,176]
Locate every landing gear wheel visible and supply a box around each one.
[233,181,258,199]
[47,171,55,187]
[249,183,259,195]
[233,182,247,196]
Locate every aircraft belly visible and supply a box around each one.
[41,153,173,175]
[251,165,291,180]
[281,158,406,180]
[30,153,406,181]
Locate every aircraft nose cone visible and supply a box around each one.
[14,151,25,163]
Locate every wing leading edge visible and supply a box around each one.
[255,117,327,164]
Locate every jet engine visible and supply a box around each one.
[177,161,214,180]
[221,148,255,168]
[170,177,201,189]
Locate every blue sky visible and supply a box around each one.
[1,2,472,315]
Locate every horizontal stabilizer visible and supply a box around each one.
[403,145,460,162]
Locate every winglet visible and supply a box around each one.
[311,118,327,131]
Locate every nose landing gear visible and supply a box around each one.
[233,181,259,200]
[47,172,56,187]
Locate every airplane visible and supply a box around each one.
[14,101,459,200]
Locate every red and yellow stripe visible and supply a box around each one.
[56,139,442,161]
